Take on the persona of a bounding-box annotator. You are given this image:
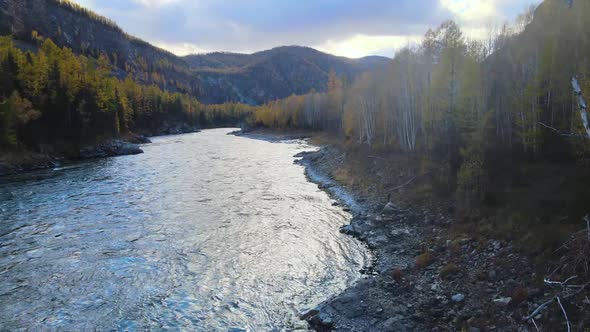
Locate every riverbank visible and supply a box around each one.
[0,138,144,177]
[231,128,316,141]
[239,130,589,331]
[296,146,539,331]
[0,129,198,177]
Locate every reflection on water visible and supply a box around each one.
[0,129,370,331]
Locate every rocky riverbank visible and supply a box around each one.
[78,138,146,159]
[0,150,58,177]
[0,134,152,176]
[0,124,205,176]
[231,127,314,142]
[294,145,584,331]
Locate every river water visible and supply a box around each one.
[0,129,370,331]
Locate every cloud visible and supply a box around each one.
[133,0,181,6]
[71,0,541,58]
[441,0,542,39]
[316,34,422,58]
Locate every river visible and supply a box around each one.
[0,129,370,331]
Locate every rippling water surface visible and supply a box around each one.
[0,129,370,331]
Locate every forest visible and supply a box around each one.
[0,34,254,152]
[252,0,590,221]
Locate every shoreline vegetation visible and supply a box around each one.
[0,130,194,176]
[0,32,251,176]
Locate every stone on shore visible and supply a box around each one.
[381,202,400,217]
[452,293,465,302]
[79,140,143,159]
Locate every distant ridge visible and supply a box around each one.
[0,0,390,104]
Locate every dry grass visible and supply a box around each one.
[439,263,461,279]
[510,287,529,306]
[550,227,590,280]
[415,251,433,269]
[332,167,356,187]
[391,267,404,282]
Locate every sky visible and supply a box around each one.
[71,0,541,58]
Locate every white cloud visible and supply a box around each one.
[316,34,421,58]
[440,0,497,22]
[132,0,180,7]
[68,0,542,58]
[152,41,209,56]
[439,0,542,39]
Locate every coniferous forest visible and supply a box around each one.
[0,35,254,152]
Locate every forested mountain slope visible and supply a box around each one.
[185,46,390,104]
[0,0,389,105]
[0,0,193,92]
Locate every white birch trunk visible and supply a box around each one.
[571,77,590,139]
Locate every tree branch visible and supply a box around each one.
[523,298,554,321]
[544,275,578,286]
[538,122,582,137]
[557,296,572,332]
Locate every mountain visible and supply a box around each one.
[184,47,390,75]
[185,46,391,104]
[0,0,390,105]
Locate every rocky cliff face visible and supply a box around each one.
[0,0,390,105]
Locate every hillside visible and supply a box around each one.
[186,46,390,104]
[184,46,389,77]
[0,0,389,104]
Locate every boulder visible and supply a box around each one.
[340,225,359,236]
[451,294,465,302]
[381,315,408,332]
[126,134,152,144]
[79,140,143,159]
[299,309,319,320]
[492,297,512,307]
[308,312,334,329]
[381,202,400,216]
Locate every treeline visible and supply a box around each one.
[253,0,590,203]
[47,1,197,96]
[51,0,123,34]
[0,35,253,151]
